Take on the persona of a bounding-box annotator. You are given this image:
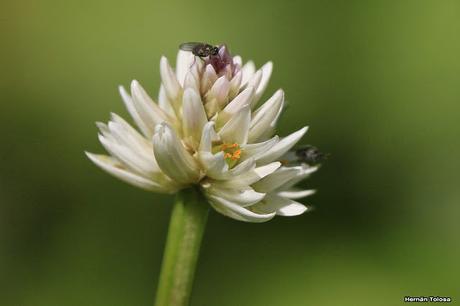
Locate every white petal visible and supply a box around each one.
[226,158,256,176]
[228,70,242,99]
[98,134,155,178]
[176,50,194,86]
[204,98,220,118]
[253,62,273,106]
[119,85,152,137]
[85,152,168,192]
[218,104,251,145]
[256,126,308,165]
[245,71,262,107]
[276,164,319,191]
[208,195,275,223]
[183,71,200,93]
[158,85,176,118]
[182,88,208,147]
[240,136,279,161]
[214,161,281,188]
[208,158,256,180]
[216,87,254,128]
[277,202,308,216]
[131,80,171,132]
[96,121,112,140]
[222,87,255,115]
[191,58,204,73]
[252,166,303,193]
[199,153,226,176]
[199,121,219,153]
[153,123,201,184]
[233,55,242,67]
[205,185,265,207]
[105,117,159,171]
[199,151,229,178]
[251,194,308,216]
[201,64,218,94]
[160,56,182,102]
[104,126,167,182]
[109,113,153,152]
[204,76,230,117]
[248,89,284,143]
[278,189,316,199]
[254,162,282,178]
[206,76,230,108]
[241,61,256,87]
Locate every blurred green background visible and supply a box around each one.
[1,0,459,305]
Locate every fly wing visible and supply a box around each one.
[179,42,202,51]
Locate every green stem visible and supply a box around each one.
[154,187,209,306]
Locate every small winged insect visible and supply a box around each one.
[282,145,329,166]
[295,145,329,165]
[179,42,219,58]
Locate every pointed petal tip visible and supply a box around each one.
[129,80,139,94]
[118,84,131,99]
[262,61,273,72]
[130,79,141,90]
[301,164,320,174]
[85,151,102,163]
[109,112,117,120]
[95,121,105,128]
[160,56,174,71]
[272,161,282,168]
[254,161,281,178]
[209,195,276,223]
[278,189,316,199]
[278,203,308,216]
[271,89,284,101]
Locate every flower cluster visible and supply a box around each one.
[86,46,318,222]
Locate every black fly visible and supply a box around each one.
[179,42,219,58]
[281,145,329,166]
[295,145,329,165]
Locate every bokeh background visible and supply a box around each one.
[1,0,459,305]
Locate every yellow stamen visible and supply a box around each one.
[218,143,243,166]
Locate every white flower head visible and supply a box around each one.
[86,44,320,222]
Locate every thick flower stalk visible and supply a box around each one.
[86,46,318,223]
